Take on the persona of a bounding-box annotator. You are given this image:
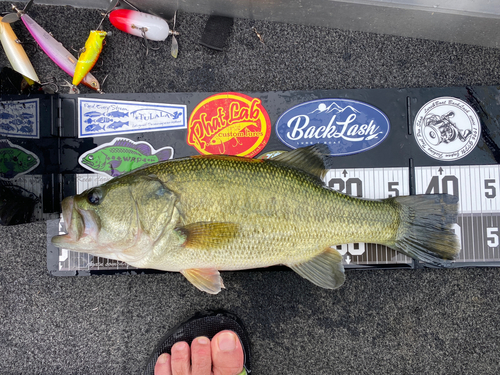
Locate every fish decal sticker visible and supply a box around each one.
[78,138,174,177]
[79,98,187,138]
[107,121,129,130]
[0,139,40,179]
[0,99,39,138]
[107,110,128,118]
[84,124,104,133]
[84,111,103,118]
[0,113,15,120]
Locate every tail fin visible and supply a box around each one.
[387,194,460,266]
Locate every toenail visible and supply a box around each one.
[157,354,168,364]
[218,332,236,352]
[197,336,210,345]
[173,341,188,351]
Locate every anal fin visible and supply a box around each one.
[287,248,345,289]
[181,268,225,294]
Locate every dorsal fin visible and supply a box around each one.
[272,144,328,180]
[112,139,152,156]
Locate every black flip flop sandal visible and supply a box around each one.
[143,310,251,375]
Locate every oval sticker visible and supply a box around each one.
[275,99,390,156]
[187,92,271,157]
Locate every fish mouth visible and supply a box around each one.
[51,197,100,249]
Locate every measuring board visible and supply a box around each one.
[1,86,496,275]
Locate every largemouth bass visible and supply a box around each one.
[52,145,460,294]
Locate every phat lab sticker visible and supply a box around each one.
[275,99,390,156]
[187,92,271,157]
[0,99,39,139]
[79,138,173,177]
[79,98,187,138]
[0,139,40,179]
[414,97,481,161]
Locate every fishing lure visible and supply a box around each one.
[73,30,107,87]
[109,8,179,57]
[0,15,39,84]
[2,1,101,92]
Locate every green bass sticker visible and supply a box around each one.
[0,139,40,179]
[79,138,173,177]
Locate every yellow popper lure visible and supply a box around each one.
[73,30,107,87]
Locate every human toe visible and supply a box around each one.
[154,353,172,375]
[191,336,212,375]
[171,341,191,375]
[211,330,245,375]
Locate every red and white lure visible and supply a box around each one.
[109,8,179,57]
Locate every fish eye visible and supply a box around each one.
[87,188,103,205]
[88,155,94,160]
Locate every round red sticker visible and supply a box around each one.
[187,92,271,157]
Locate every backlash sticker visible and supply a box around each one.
[275,98,390,156]
[187,93,271,157]
[414,97,481,161]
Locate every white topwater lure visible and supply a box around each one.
[108,6,179,57]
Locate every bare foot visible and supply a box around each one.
[154,330,245,375]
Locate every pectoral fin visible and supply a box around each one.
[287,248,345,289]
[175,222,239,249]
[181,268,225,294]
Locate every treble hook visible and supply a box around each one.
[131,25,161,57]
[39,77,59,94]
[14,38,40,54]
[58,79,80,94]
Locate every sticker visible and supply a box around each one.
[0,99,39,139]
[78,138,173,177]
[187,92,271,157]
[413,97,481,161]
[78,98,187,138]
[275,99,390,156]
[0,139,40,179]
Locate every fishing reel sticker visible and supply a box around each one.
[78,98,187,138]
[413,97,481,161]
[0,99,39,139]
[78,138,174,177]
[187,92,271,157]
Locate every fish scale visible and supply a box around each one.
[138,155,400,267]
[52,145,460,294]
